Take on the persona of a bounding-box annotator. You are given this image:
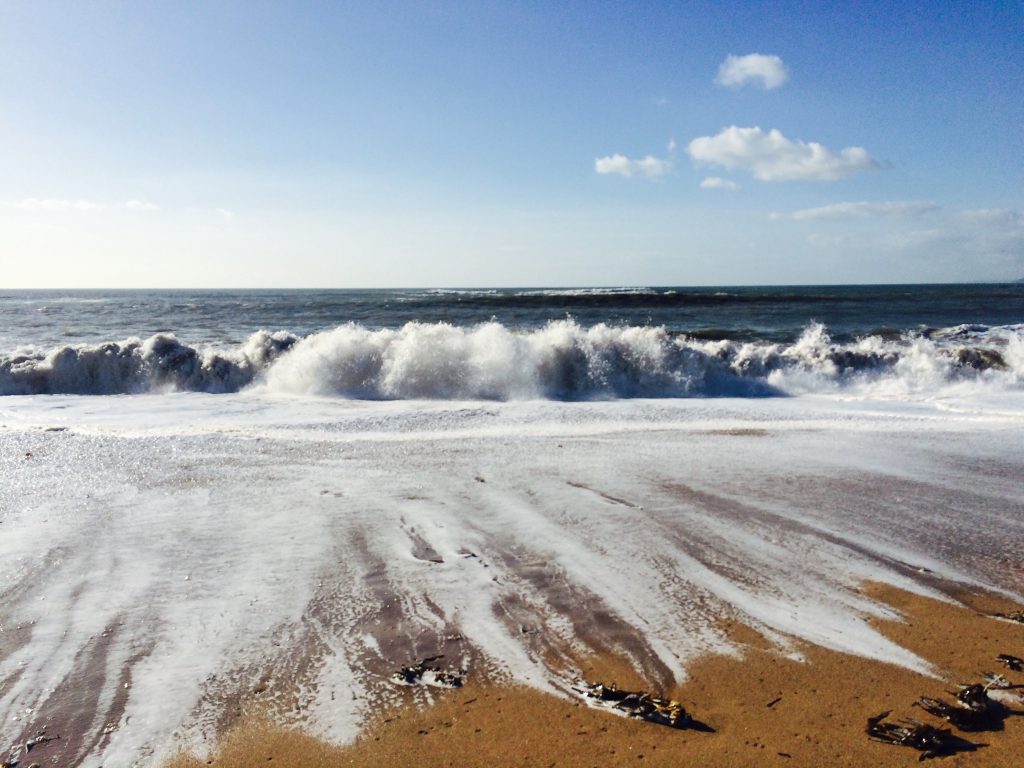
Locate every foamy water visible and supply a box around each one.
[2,319,1022,400]
[2,393,1022,766]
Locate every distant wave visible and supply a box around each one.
[512,287,657,297]
[421,288,501,296]
[1,321,1022,398]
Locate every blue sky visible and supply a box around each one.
[1,1,1021,287]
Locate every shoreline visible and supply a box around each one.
[5,395,1023,767]
[163,582,1024,768]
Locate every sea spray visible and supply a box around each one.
[1,320,1021,399]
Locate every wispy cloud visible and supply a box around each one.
[595,153,671,179]
[715,53,788,89]
[687,126,877,182]
[699,177,739,191]
[782,200,939,221]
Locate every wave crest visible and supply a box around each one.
[0,330,296,395]
[1,320,1021,399]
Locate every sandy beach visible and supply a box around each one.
[3,394,1023,767]
[161,583,1024,768]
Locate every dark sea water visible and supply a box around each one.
[2,283,1023,345]
[1,284,1022,397]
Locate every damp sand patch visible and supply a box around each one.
[160,584,1024,768]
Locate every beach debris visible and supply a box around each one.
[866,711,979,760]
[953,683,988,711]
[981,672,1012,690]
[913,682,1007,732]
[996,654,1023,672]
[913,697,993,732]
[574,681,697,729]
[392,656,464,688]
[989,610,1024,624]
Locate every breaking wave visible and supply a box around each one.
[1,321,1022,399]
[0,331,297,396]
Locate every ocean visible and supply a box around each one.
[2,283,1023,397]
[1,284,1022,766]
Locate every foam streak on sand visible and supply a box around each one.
[1,395,1023,766]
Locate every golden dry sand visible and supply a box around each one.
[167,584,1024,768]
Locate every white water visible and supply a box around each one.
[2,320,1022,399]
[1,392,1023,766]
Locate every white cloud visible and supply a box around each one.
[785,201,939,221]
[125,200,160,211]
[687,126,877,182]
[699,177,740,191]
[715,53,788,89]
[595,153,671,179]
[12,197,100,211]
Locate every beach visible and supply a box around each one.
[162,584,1024,767]
[3,388,1023,766]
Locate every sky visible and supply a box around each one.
[1,0,1022,288]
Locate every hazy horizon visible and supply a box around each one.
[4,279,1023,292]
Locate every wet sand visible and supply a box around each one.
[164,583,1024,768]
[5,395,1023,767]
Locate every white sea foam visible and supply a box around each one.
[1,394,1022,766]
[1,320,1021,400]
